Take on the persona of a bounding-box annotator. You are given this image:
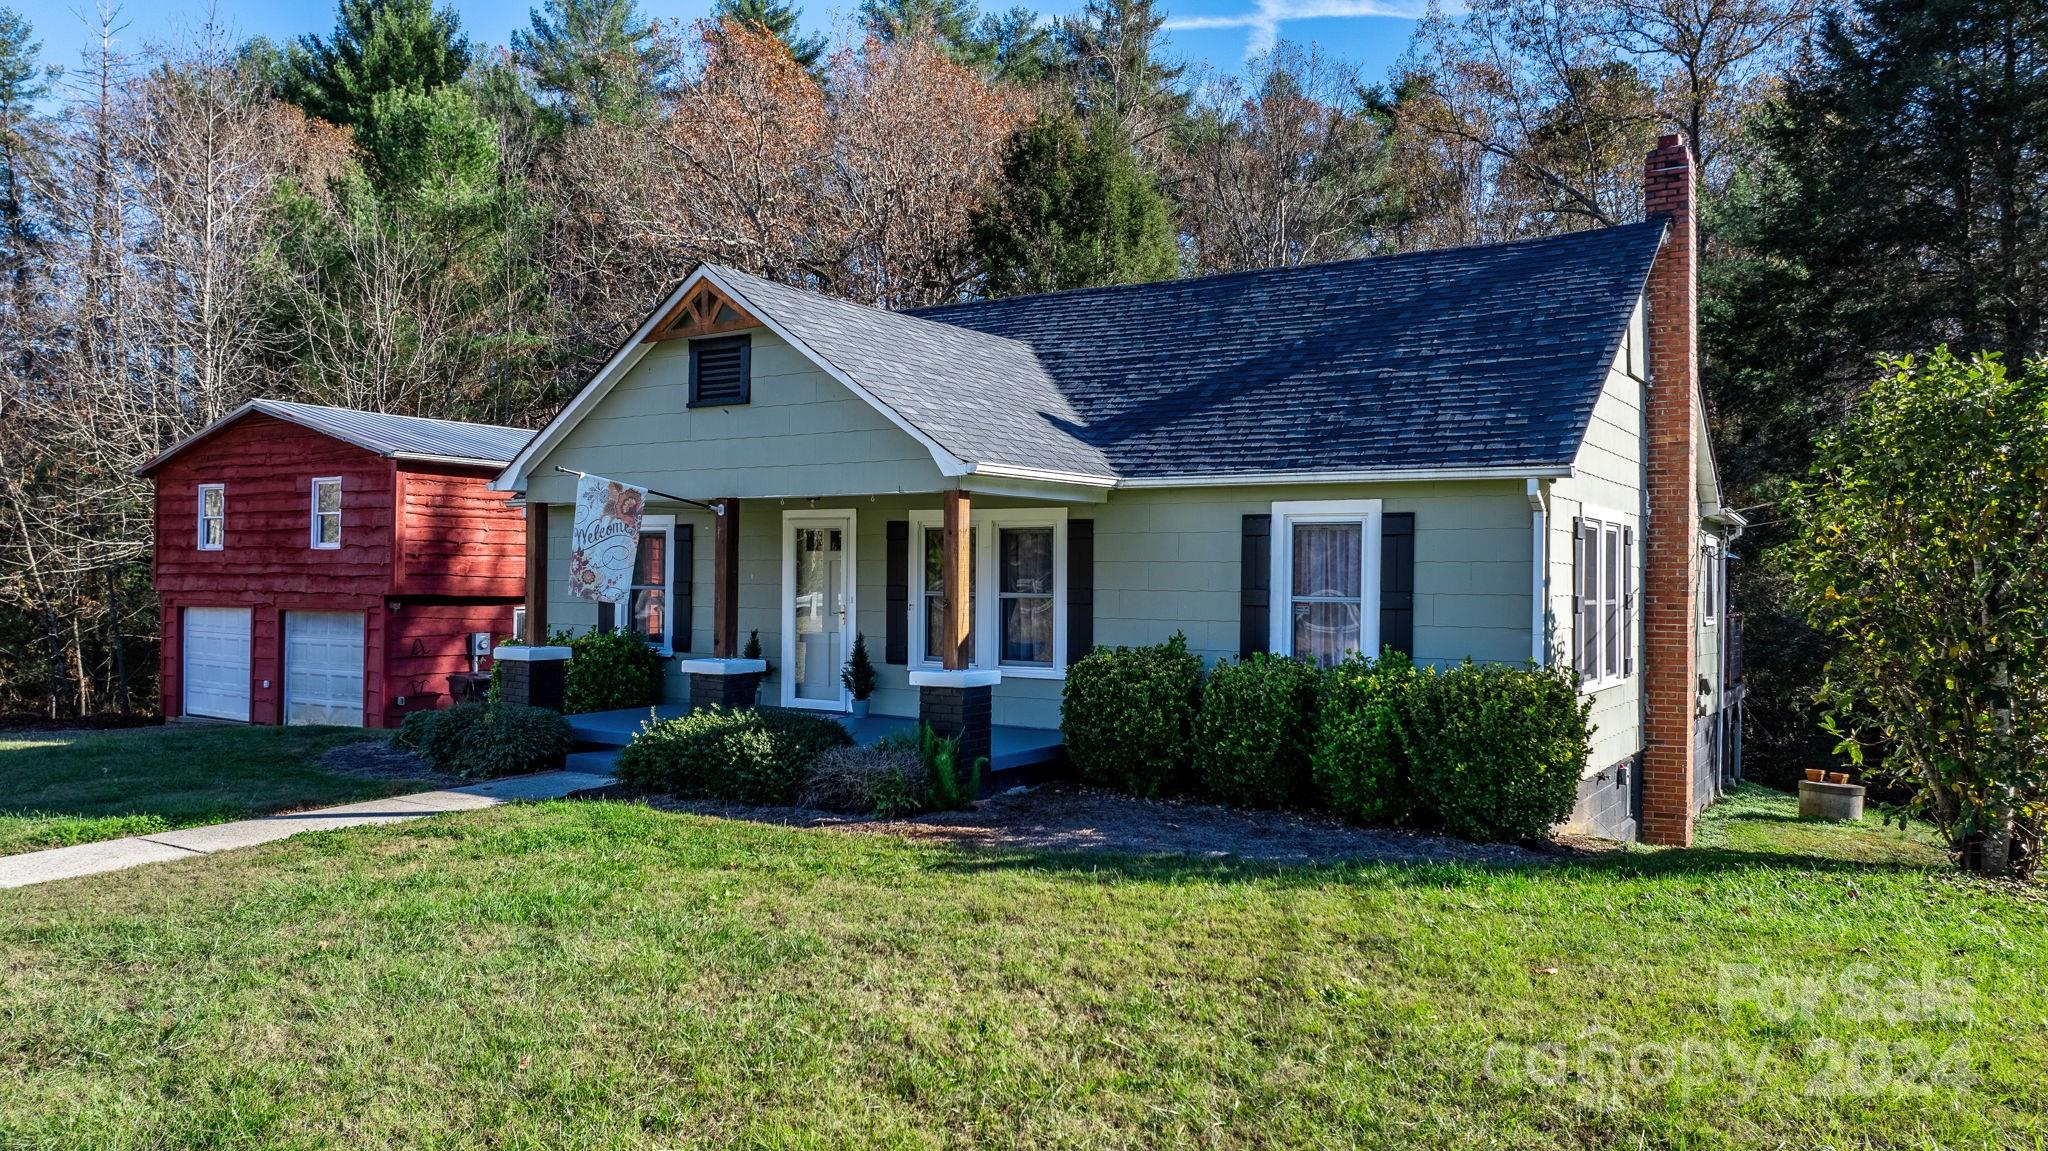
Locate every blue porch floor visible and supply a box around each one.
[565,704,1065,777]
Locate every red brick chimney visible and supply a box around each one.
[1640,132,1699,847]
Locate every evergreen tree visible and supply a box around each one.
[1056,0,1184,140]
[1706,0,2048,785]
[714,0,827,73]
[969,113,1178,297]
[0,5,56,350]
[281,0,474,127]
[513,0,675,127]
[860,0,983,52]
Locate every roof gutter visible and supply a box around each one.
[1114,464,1572,489]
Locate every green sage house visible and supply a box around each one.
[494,134,1744,843]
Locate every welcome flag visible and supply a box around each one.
[568,473,648,605]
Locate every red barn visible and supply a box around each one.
[139,400,535,728]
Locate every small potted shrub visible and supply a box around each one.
[841,632,877,717]
[742,629,771,703]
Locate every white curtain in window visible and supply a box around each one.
[999,526,1054,665]
[630,530,666,644]
[1291,522,1362,666]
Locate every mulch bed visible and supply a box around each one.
[597,782,1606,868]
[317,741,459,786]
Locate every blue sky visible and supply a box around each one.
[7,0,1427,97]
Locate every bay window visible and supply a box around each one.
[1270,500,1382,667]
[908,507,1066,677]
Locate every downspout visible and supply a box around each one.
[1527,478,1548,667]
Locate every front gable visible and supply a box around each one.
[521,324,951,506]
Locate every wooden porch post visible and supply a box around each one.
[941,489,971,670]
[523,501,548,644]
[713,497,740,658]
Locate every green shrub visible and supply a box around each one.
[1311,650,1421,824]
[616,707,778,800]
[918,723,982,810]
[392,702,572,780]
[1399,662,1590,842]
[841,632,877,701]
[617,707,851,805]
[1192,653,1321,808]
[1060,632,1204,797]
[563,628,667,714]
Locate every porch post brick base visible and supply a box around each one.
[498,655,567,712]
[691,671,762,710]
[918,684,992,769]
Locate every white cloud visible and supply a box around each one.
[1165,0,1437,58]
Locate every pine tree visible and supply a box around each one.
[714,0,827,73]
[514,0,676,126]
[1056,0,1184,142]
[969,113,1178,297]
[281,0,474,127]
[0,5,56,364]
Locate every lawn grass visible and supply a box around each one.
[0,725,437,856]
[0,782,2040,1149]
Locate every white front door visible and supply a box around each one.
[182,607,252,721]
[284,610,366,726]
[782,511,855,711]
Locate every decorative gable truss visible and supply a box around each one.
[647,280,759,343]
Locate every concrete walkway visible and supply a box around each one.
[0,769,614,891]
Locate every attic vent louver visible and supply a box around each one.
[689,335,751,407]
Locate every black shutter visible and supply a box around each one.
[688,335,751,407]
[1067,518,1093,665]
[1621,525,1635,676]
[675,524,694,654]
[1380,512,1415,658]
[1239,514,1271,659]
[885,520,909,664]
[596,601,616,633]
[1572,516,1588,676]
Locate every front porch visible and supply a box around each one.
[563,704,1065,790]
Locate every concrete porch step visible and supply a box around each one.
[564,748,621,776]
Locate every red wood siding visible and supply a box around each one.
[383,601,520,726]
[160,593,385,725]
[151,412,527,728]
[392,466,526,599]
[153,414,396,597]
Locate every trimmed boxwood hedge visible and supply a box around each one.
[393,702,572,779]
[1060,633,1204,797]
[616,706,853,805]
[563,628,668,715]
[1310,650,1420,825]
[1398,662,1590,842]
[1192,653,1321,808]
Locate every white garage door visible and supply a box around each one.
[183,607,252,722]
[285,611,366,727]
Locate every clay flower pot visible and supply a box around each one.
[1827,771,1851,785]
[1805,768,1826,782]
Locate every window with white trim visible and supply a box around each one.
[627,514,676,652]
[1574,509,1635,687]
[311,478,342,549]
[197,483,225,550]
[1270,500,1382,667]
[907,507,1065,676]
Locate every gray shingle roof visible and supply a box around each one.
[711,268,1117,479]
[139,399,535,475]
[904,221,1668,479]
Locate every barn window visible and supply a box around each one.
[197,483,225,551]
[311,478,342,549]
[688,335,751,407]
